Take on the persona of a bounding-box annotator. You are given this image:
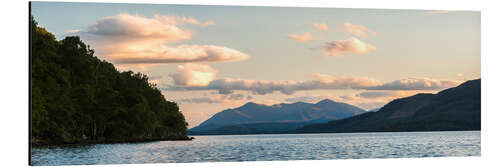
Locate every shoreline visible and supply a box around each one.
[31,136,195,147]
[187,129,481,136]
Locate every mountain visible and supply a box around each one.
[188,99,366,135]
[296,79,481,133]
[368,107,381,112]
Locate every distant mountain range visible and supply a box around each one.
[188,79,481,135]
[188,99,367,135]
[296,79,481,133]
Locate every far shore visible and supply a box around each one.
[187,129,481,136]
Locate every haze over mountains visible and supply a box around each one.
[188,99,366,134]
[189,79,481,135]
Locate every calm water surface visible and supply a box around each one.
[31,131,480,166]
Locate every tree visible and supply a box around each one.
[31,16,189,145]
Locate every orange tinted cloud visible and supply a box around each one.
[169,63,218,87]
[313,23,328,31]
[69,14,248,66]
[323,37,376,57]
[287,32,313,42]
[344,22,377,38]
[152,14,216,26]
[78,13,192,42]
[108,45,250,64]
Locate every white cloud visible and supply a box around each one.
[287,32,313,42]
[205,78,307,95]
[200,75,379,95]
[169,63,217,87]
[357,91,418,99]
[343,22,377,38]
[313,23,328,31]
[152,14,215,27]
[179,93,253,104]
[166,73,461,95]
[69,13,249,67]
[323,37,376,57]
[284,96,326,103]
[367,78,461,90]
[311,73,382,88]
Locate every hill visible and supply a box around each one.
[31,17,190,145]
[296,79,481,133]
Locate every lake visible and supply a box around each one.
[31,131,480,166]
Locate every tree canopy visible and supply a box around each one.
[31,17,189,145]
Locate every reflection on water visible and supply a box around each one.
[31,131,480,166]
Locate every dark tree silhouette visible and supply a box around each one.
[31,16,189,145]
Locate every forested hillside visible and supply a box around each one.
[31,17,190,145]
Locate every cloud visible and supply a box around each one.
[357,91,402,98]
[343,22,377,38]
[311,73,382,87]
[287,32,313,42]
[202,78,309,95]
[179,97,222,104]
[340,90,425,109]
[76,13,192,42]
[357,91,417,99]
[152,14,215,26]
[425,10,454,14]
[69,13,248,67]
[66,29,81,34]
[226,93,247,100]
[169,63,217,86]
[313,23,328,31]
[201,75,381,95]
[109,45,251,64]
[179,93,253,104]
[284,96,326,103]
[166,73,460,95]
[323,37,376,57]
[366,78,461,90]
[201,20,216,27]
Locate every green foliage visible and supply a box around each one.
[31,16,189,145]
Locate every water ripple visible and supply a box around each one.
[31,131,480,166]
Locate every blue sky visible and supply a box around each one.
[31,2,480,127]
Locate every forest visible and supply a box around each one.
[31,17,190,145]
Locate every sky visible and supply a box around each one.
[31,2,480,128]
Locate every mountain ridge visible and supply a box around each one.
[296,79,481,133]
[189,99,367,134]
